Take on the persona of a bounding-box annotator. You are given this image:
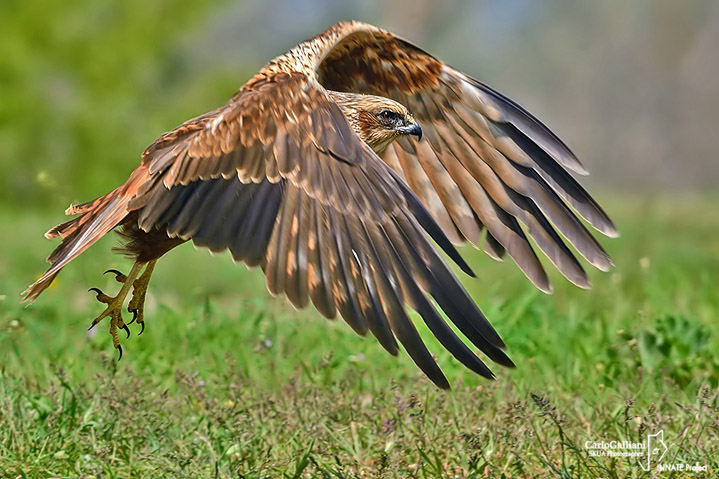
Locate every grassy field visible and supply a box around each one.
[1,194,718,478]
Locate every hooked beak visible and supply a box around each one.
[400,122,422,141]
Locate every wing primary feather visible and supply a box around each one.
[510,162,613,270]
[284,188,310,308]
[264,183,297,293]
[390,138,462,244]
[385,167,475,277]
[327,208,368,335]
[433,121,589,288]
[380,220,496,379]
[307,200,336,318]
[336,162,371,214]
[484,199,553,294]
[445,108,611,272]
[484,231,506,261]
[362,221,450,389]
[427,117,555,291]
[460,74,589,176]
[394,213,514,367]
[503,187,590,288]
[498,122,618,237]
[341,212,399,355]
[409,139,481,244]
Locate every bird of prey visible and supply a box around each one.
[24,20,616,388]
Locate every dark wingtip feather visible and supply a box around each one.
[411,198,476,278]
[392,174,475,277]
[499,122,617,237]
[466,75,590,176]
[428,370,451,389]
[487,347,515,369]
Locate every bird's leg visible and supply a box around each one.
[88,261,144,359]
[127,259,157,336]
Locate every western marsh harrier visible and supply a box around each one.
[24,21,616,388]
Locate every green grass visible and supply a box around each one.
[1,194,718,478]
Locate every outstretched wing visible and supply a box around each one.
[313,23,617,293]
[130,72,513,388]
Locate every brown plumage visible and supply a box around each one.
[23,20,616,388]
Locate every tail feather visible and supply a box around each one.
[64,194,116,216]
[45,218,78,240]
[24,165,151,304]
[23,190,130,304]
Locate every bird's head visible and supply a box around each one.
[329,92,422,153]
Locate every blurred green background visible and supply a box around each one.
[3,0,719,211]
[1,1,719,476]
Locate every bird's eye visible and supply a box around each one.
[380,110,397,121]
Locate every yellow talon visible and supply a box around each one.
[127,260,156,336]
[87,262,144,359]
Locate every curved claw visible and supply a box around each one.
[138,321,145,336]
[127,308,138,325]
[104,269,127,283]
[88,287,104,297]
[117,344,123,361]
[121,323,130,339]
